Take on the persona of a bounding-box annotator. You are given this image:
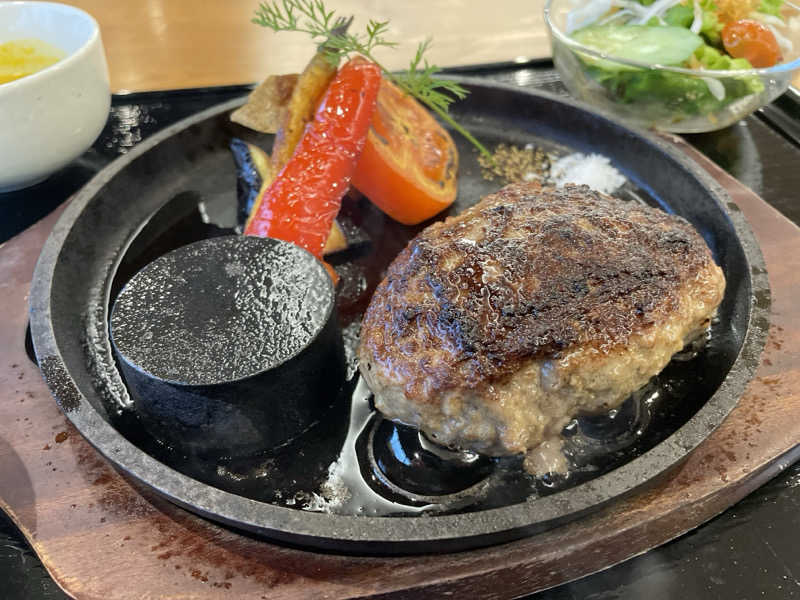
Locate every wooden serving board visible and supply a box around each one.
[2,139,800,599]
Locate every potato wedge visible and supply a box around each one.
[230,73,298,134]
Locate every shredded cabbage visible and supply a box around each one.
[598,8,634,25]
[753,12,787,26]
[566,0,613,33]
[633,0,681,24]
[767,22,794,52]
[687,0,724,45]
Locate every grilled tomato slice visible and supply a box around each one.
[352,77,458,225]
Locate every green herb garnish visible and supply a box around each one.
[252,0,492,160]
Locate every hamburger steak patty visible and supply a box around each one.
[357,182,726,472]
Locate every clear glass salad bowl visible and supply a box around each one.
[544,0,800,132]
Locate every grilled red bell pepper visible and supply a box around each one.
[244,58,381,265]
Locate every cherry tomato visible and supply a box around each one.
[244,58,381,263]
[722,19,782,68]
[351,77,459,225]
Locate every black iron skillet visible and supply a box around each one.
[29,80,769,554]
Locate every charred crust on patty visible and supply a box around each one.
[359,182,722,405]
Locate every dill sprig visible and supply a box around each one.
[252,0,492,160]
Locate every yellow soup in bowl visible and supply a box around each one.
[0,38,65,85]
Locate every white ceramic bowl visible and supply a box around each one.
[0,1,110,192]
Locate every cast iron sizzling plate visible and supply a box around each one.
[29,80,770,554]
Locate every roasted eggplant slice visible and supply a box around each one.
[323,196,372,258]
[230,138,273,230]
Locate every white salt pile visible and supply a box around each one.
[551,152,626,195]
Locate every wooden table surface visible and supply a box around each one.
[24,0,800,92]
[47,0,549,93]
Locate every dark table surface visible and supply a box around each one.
[3,64,800,600]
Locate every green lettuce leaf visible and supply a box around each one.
[664,4,694,28]
[576,42,764,119]
[694,44,748,70]
[567,3,769,121]
[694,44,764,96]
[759,0,784,18]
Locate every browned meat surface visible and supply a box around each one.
[358,182,726,472]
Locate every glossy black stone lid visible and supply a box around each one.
[108,235,345,459]
[111,235,333,385]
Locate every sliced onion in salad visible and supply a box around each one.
[767,22,794,52]
[700,76,726,100]
[690,1,704,34]
[751,12,786,27]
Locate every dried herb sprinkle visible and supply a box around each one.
[478,143,551,184]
